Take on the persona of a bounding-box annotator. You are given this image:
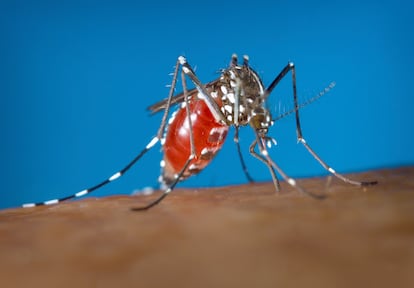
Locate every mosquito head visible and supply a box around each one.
[249,106,273,136]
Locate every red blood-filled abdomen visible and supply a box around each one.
[161,99,228,185]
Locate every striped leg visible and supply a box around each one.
[22,136,160,208]
[249,138,280,191]
[248,61,377,198]
[288,63,377,186]
[234,126,255,183]
[252,134,326,199]
[131,57,199,210]
[21,58,184,208]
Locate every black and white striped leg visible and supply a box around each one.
[253,134,326,199]
[298,138,377,186]
[234,126,255,183]
[131,58,198,211]
[21,59,185,208]
[130,152,195,211]
[22,136,160,208]
[288,63,377,187]
[155,57,181,140]
[266,62,377,187]
[249,138,280,192]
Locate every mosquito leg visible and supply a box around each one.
[234,126,255,183]
[130,153,195,210]
[298,138,377,186]
[265,62,376,187]
[249,139,280,191]
[131,151,196,210]
[263,62,295,100]
[155,58,181,139]
[21,60,186,208]
[22,135,161,207]
[253,135,326,199]
[131,62,199,211]
[288,64,377,186]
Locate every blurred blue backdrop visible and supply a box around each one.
[1,0,413,209]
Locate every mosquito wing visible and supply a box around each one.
[147,79,221,114]
[148,78,335,120]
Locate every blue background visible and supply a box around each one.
[1,0,413,209]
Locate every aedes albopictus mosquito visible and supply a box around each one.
[22,54,377,210]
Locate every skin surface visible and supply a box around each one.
[1,167,413,288]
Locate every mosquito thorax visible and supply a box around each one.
[213,63,267,128]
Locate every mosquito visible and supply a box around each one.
[22,54,377,210]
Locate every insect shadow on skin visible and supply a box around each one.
[22,54,377,211]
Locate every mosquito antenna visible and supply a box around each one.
[273,82,335,122]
